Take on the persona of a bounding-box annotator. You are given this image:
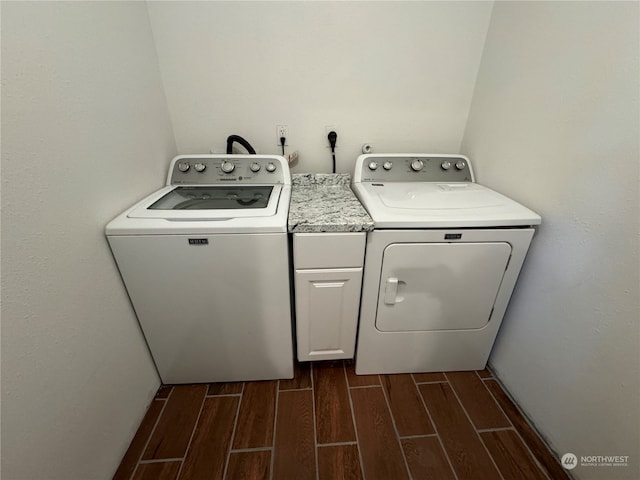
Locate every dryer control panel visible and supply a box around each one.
[355,154,474,183]
[167,155,290,186]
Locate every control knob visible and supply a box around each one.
[441,160,452,170]
[368,161,378,171]
[194,163,206,172]
[221,160,235,173]
[383,161,393,171]
[455,160,467,170]
[177,162,190,172]
[250,162,261,172]
[411,159,424,171]
[266,162,277,173]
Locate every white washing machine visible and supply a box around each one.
[352,154,541,374]
[106,154,293,384]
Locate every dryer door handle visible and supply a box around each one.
[384,277,399,305]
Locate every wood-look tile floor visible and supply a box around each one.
[114,361,569,480]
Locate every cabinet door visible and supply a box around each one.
[295,268,362,361]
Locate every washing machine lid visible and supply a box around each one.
[353,182,541,228]
[127,185,281,220]
[106,185,291,235]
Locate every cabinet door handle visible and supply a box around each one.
[384,277,399,305]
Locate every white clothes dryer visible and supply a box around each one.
[107,155,293,384]
[352,154,541,374]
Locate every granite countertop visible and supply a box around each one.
[288,173,374,233]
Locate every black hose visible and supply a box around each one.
[226,135,256,154]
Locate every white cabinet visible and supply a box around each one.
[293,233,366,361]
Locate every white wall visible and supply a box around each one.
[1,2,176,479]
[146,1,493,173]
[462,2,639,479]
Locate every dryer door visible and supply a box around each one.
[376,242,511,332]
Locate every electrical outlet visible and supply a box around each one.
[276,125,288,146]
[325,125,338,148]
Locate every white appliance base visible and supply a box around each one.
[355,228,534,375]
[108,233,293,384]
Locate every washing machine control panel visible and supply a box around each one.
[359,155,472,183]
[169,156,288,185]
